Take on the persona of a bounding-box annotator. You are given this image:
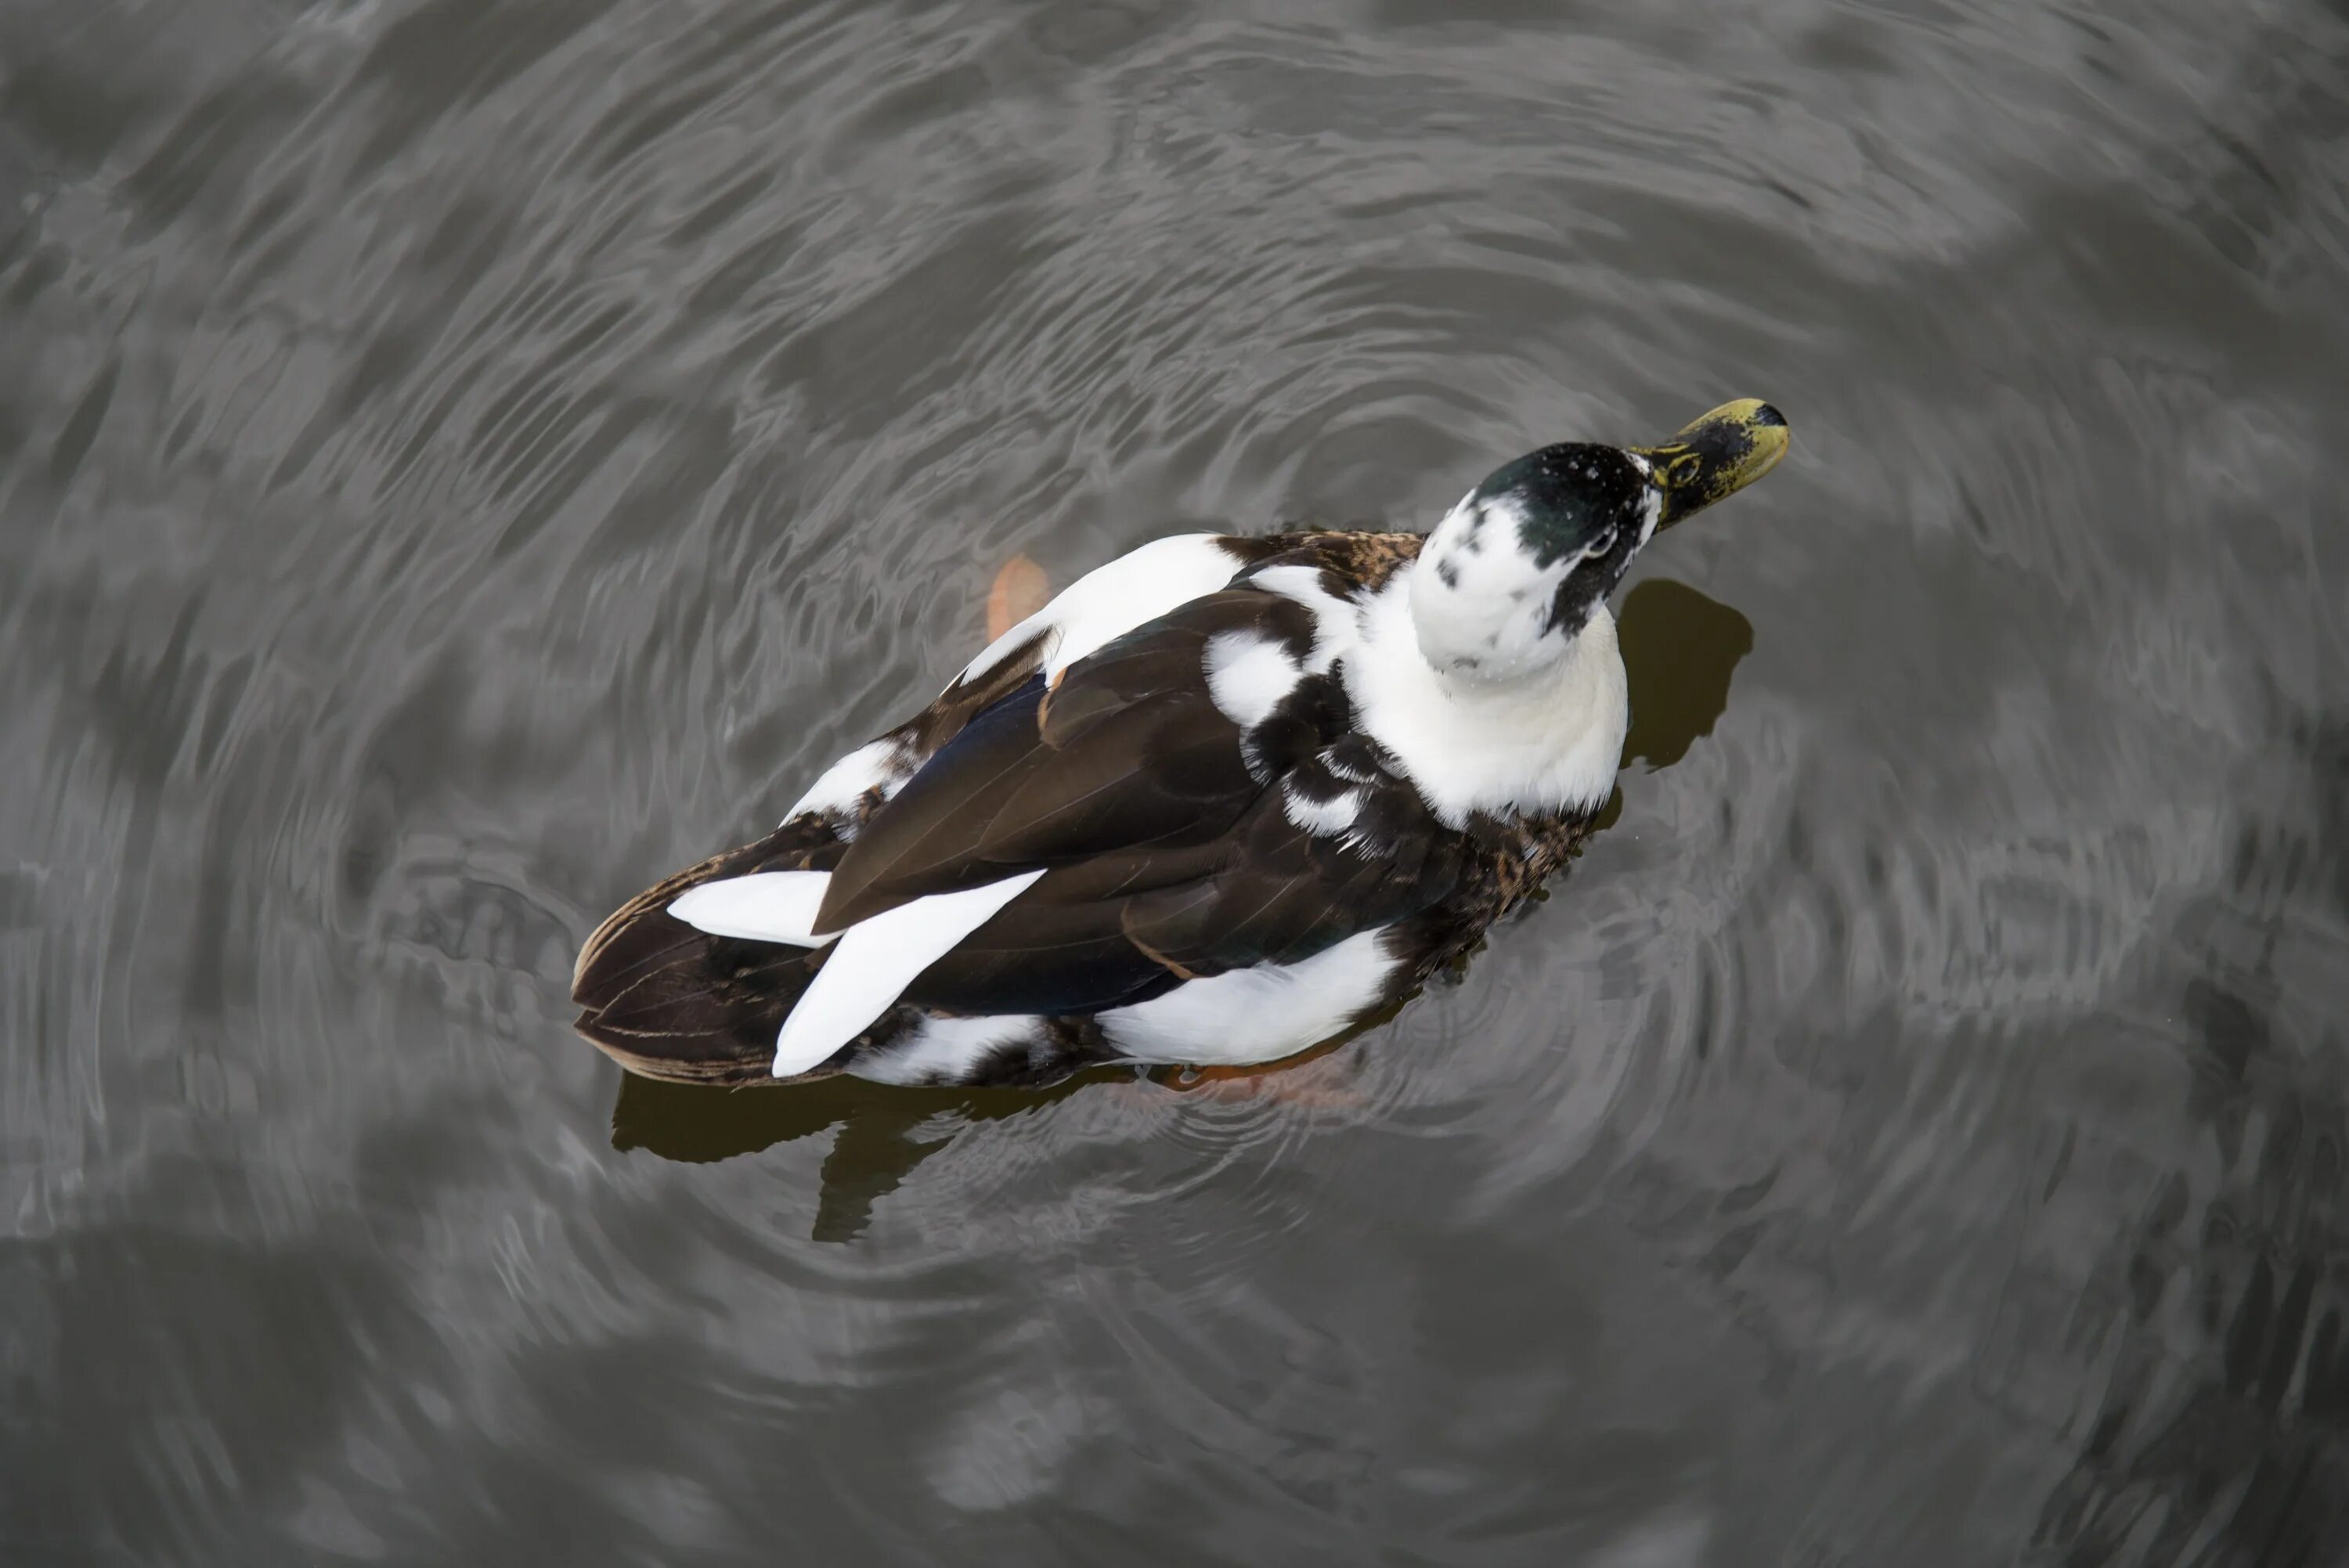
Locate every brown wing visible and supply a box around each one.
[571,530,1444,1073]
[810,579,1468,1018]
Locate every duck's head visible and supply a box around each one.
[1409,398,1788,682]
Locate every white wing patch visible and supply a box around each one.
[781,538,1250,842]
[770,869,1048,1077]
[1282,783,1363,838]
[669,871,839,946]
[784,738,906,827]
[959,534,1246,687]
[1097,928,1399,1065]
[1202,631,1300,728]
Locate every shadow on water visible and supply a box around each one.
[606,575,1755,1235]
[612,1073,1093,1241]
[1618,577,1755,771]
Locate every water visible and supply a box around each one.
[5,1,2349,1562]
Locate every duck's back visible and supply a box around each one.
[571,528,1597,1088]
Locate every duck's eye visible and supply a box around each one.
[1582,526,1618,560]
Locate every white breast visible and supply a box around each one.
[1344,574,1626,827]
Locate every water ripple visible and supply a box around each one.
[9,0,2349,1561]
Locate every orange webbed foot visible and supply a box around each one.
[986,554,1051,642]
[1142,1044,1365,1106]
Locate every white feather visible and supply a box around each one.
[1408,489,1663,686]
[959,534,1246,687]
[1626,452,1662,546]
[1247,563,1358,672]
[1406,495,1575,680]
[1348,573,1626,827]
[851,1013,1041,1085]
[1097,928,1400,1065]
[784,738,905,826]
[1282,783,1362,837]
[1203,631,1299,727]
[668,871,838,946]
[770,869,1048,1077]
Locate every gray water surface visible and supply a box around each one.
[7,2,2349,1563]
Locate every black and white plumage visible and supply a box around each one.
[572,401,1789,1088]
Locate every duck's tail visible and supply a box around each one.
[571,821,847,1086]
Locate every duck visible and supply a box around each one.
[572,399,1789,1088]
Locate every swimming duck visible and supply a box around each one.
[572,399,1788,1088]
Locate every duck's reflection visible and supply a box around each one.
[1618,575,1755,770]
[606,576,1757,1215]
[612,1074,1088,1239]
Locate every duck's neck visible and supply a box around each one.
[1406,503,1582,683]
[1344,572,1627,828]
